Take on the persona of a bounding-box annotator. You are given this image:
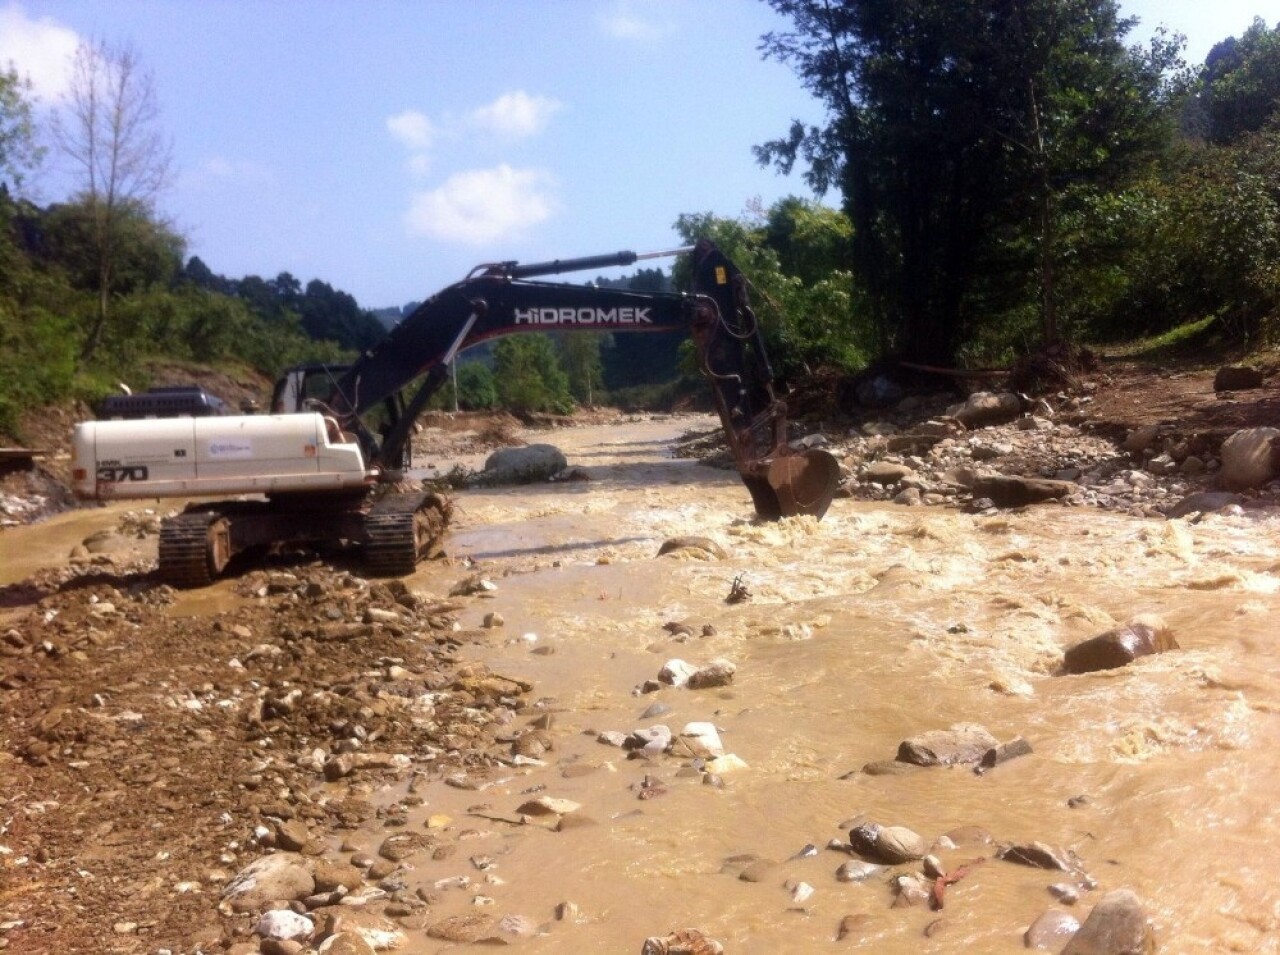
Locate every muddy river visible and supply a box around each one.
[401,416,1280,952]
[12,414,1280,952]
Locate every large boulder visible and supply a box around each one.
[219,853,315,914]
[1061,888,1157,954]
[970,474,1075,507]
[1062,614,1177,674]
[947,391,1024,428]
[898,723,999,766]
[480,443,568,484]
[1218,427,1280,490]
[1214,365,1264,392]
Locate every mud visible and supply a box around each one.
[5,368,1280,953]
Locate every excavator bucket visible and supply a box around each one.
[741,448,841,521]
[764,448,841,520]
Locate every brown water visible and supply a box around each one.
[11,416,1280,952]
[393,416,1280,952]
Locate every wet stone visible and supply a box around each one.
[426,913,497,943]
[657,537,728,560]
[641,928,726,954]
[835,860,885,883]
[999,841,1072,871]
[1063,614,1177,674]
[898,723,999,766]
[1061,889,1156,955]
[1025,909,1081,949]
[836,912,871,942]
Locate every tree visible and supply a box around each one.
[493,336,573,414]
[556,333,604,405]
[1201,18,1280,144]
[757,0,1178,363]
[0,66,43,194]
[53,40,172,362]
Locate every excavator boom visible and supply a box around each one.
[72,238,838,586]
[325,239,838,521]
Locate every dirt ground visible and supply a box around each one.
[1,355,1278,954]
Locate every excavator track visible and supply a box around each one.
[363,491,450,577]
[157,510,231,588]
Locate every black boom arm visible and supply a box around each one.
[328,239,837,520]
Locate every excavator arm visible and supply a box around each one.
[325,238,838,521]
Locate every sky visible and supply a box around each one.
[1,0,1273,311]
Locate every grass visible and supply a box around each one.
[1096,315,1223,362]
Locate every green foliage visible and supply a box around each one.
[1202,18,1280,144]
[493,335,574,414]
[0,67,43,194]
[555,333,605,405]
[674,202,870,379]
[432,361,499,411]
[758,0,1181,362]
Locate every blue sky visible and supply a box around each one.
[1,0,1271,310]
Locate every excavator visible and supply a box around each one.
[71,239,840,586]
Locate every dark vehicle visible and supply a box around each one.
[98,386,228,420]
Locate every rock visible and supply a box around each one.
[627,724,673,756]
[948,391,1024,428]
[860,759,923,777]
[671,722,725,759]
[873,826,928,863]
[311,860,364,893]
[998,841,1072,870]
[686,658,736,689]
[1024,909,1082,949]
[836,912,871,941]
[481,444,568,484]
[978,736,1034,771]
[835,860,886,883]
[1218,427,1280,490]
[1061,889,1156,954]
[1062,614,1177,674]
[516,795,581,816]
[317,933,377,955]
[220,853,316,914]
[862,462,915,485]
[274,819,310,852]
[426,914,497,943]
[1163,490,1245,519]
[969,474,1075,507]
[657,536,728,560]
[658,659,696,687]
[704,753,748,774]
[891,873,932,907]
[898,723,999,766]
[641,928,726,954]
[255,910,314,942]
[1214,365,1264,392]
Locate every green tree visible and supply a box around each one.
[0,66,43,194]
[1201,18,1280,144]
[556,333,605,405]
[757,0,1179,363]
[456,361,498,410]
[493,335,573,414]
[53,39,173,362]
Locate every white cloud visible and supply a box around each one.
[597,0,674,41]
[386,109,435,151]
[405,164,556,245]
[468,91,561,138]
[0,3,80,102]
